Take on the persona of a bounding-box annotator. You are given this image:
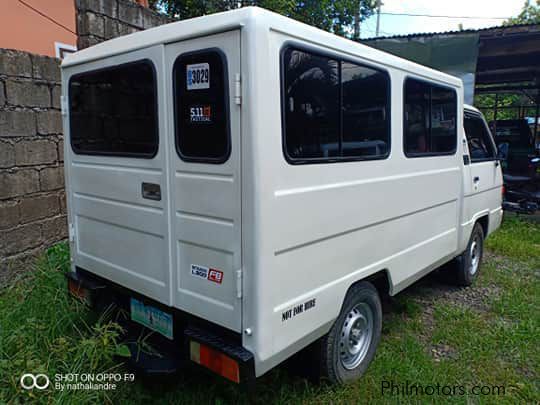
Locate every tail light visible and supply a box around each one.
[189,341,240,383]
[68,278,91,304]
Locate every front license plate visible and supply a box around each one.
[130,298,173,339]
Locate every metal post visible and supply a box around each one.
[354,1,360,40]
[534,101,539,151]
[375,0,382,37]
[493,93,498,135]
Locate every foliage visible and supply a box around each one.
[0,243,126,404]
[505,0,540,25]
[474,93,536,123]
[149,0,378,38]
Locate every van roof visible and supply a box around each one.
[62,7,462,88]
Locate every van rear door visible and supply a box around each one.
[165,31,242,332]
[66,46,172,304]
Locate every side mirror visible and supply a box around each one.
[497,142,509,161]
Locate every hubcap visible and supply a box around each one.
[469,235,481,275]
[339,302,374,370]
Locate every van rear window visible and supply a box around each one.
[69,60,158,158]
[173,50,230,163]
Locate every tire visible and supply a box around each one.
[452,222,485,286]
[319,281,382,384]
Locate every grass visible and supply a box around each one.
[484,215,540,265]
[1,216,539,404]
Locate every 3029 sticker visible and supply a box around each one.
[186,63,210,90]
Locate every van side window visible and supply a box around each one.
[283,48,340,159]
[342,62,390,158]
[464,114,496,161]
[404,78,457,157]
[69,60,158,157]
[282,47,390,163]
[173,50,230,163]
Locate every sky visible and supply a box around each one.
[360,0,526,39]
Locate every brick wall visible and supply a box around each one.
[0,1,171,286]
[0,49,66,285]
[76,0,172,49]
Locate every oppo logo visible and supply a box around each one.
[20,373,50,390]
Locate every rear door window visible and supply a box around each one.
[69,60,158,157]
[173,49,230,163]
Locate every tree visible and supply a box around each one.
[149,0,378,39]
[474,93,529,123]
[505,0,540,25]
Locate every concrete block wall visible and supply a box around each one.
[0,49,67,285]
[0,0,171,288]
[0,1,171,286]
[76,0,172,49]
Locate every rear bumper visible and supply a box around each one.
[66,268,255,383]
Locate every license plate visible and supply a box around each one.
[130,298,173,339]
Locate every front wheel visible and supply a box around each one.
[319,281,382,384]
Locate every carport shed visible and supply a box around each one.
[364,23,540,154]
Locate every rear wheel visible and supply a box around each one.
[452,222,485,286]
[319,281,382,384]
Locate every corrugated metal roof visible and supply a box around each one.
[363,22,540,41]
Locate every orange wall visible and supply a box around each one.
[0,0,76,57]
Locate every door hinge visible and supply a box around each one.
[68,223,75,243]
[236,269,242,299]
[61,95,68,116]
[234,73,241,105]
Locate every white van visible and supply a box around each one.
[62,7,503,384]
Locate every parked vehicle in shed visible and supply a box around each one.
[61,7,503,385]
[490,119,535,175]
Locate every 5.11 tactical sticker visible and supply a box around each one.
[190,105,212,123]
[186,63,210,90]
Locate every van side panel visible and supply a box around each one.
[248,31,464,376]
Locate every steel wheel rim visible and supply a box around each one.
[469,235,481,275]
[339,302,374,370]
